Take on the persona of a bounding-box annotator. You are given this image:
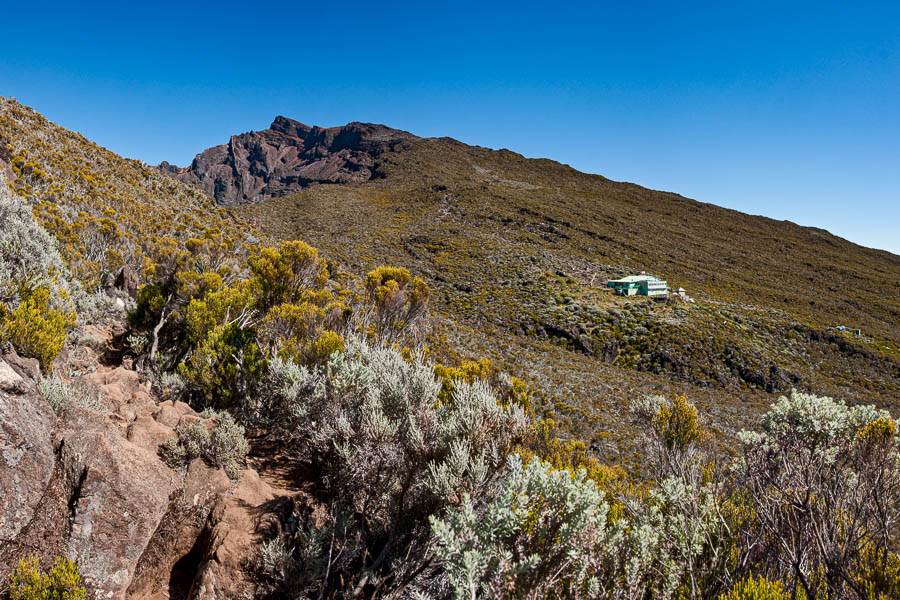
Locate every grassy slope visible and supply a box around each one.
[0,97,261,287]
[238,136,900,460]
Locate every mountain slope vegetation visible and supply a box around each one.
[1,99,898,599]
[230,128,900,448]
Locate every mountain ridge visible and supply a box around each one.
[162,115,899,260]
[157,116,418,204]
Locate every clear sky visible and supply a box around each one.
[2,1,898,253]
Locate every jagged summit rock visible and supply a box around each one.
[159,116,418,205]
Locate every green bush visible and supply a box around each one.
[718,576,786,600]
[1,286,75,371]
[178,321,266,408]
[162,410,249,480]
[8,556,86,600]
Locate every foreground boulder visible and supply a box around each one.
[59,403,175,597]
[0,354,55,544]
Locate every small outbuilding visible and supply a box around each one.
[606,274,668,297]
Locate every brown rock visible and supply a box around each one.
[0,341,41,382]
[153,400,195,428]
[126,415,175,454]
[115,265,140,296]
[0,362,56,543]
[187,470,277,600]
[59,405,175,599]
[87,366,156,418]
[158,117,418,205]
[183,459,232,507]
[0,360,26,394]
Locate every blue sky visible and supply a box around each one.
[2,1,898,253]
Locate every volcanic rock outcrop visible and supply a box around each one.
[0,330,287,599]
[159,116,418,205]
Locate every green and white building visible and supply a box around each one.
[606,274,669,297]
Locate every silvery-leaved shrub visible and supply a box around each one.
[0,174,76,313]
[38,375,72,414]
[430,454,621,600]
[622,394,734,598]
[38,376,106,415]
[162,409,248,480]
[265,335,529,596]
[733,390,900,600]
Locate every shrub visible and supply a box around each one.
[854,541,900,600]
[734,391,900,599]
[260,301,345,365]
[631,394,711,481]
[249,240,328,309]
[0,173,78,314]
[1,286,75,370]
[433,358,531,412]
[365,265,430,344]
[718,575,786,600]
[126,333,148,354]
[162,410,248,480]
[430,454,618,600]
[653,394,705,451]
[152,370,186,401]
[8,555,86,600]
[257,536,295,582]
[515,418,632,513]
[263,335,528,596]
[37,376,105,414]
[38,376,71,414]
[8,556,45,600]
[207,409,250,479]
[429,393,736,600]
[178,321,266,408]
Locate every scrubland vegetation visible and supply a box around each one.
[1,98,899,599]
[239,135,900,455]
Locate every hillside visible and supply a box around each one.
[0,97,262,290]
[225,127,900,448]
[1,98,898,599]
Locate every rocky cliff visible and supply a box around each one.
[158,116,418,205]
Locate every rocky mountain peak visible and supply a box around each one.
[158,117,418,205]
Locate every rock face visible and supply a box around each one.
[0,331,298,599]
[60,404,175,597]
[0,351,55,543]
[158,116,418,205]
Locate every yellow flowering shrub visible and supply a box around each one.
[249,240,328,309]
[718,575,786,600]
[8,556,86,600]
[365,265,430,343]
[0,286,75,370]
[654,394,707,451]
